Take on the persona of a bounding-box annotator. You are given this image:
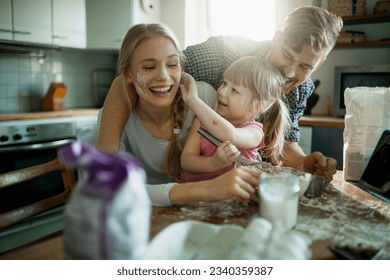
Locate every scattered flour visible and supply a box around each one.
[296,184,390,249]
[180,200,251,221]
[176,183,390,250]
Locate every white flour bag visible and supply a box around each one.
[59,141,151,259]
[343,87,390,181]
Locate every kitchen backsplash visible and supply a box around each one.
[0,46,118,114]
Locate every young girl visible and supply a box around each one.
[178,57,291,182]
[113,23,260,205]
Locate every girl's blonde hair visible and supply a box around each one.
[223,56,291,165]
[282,6,343,55]
[118,23,186,178]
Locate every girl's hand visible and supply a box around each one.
[180,72,199,104]
[212,141,240,169]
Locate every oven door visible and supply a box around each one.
[0,138,75,215]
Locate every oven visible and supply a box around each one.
[0,118,78,253]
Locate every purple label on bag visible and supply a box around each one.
[59,141,144,192]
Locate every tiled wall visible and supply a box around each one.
[0,46,118,114]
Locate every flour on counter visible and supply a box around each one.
[296,184,390,249]
[175,176,390,251]
[180,200,251,221]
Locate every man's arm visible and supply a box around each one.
[283,141,337,183]
[96,76,133,152]
[282,141,306,170]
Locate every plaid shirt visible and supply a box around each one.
[182,36,315,141]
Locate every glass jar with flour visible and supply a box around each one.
[259,173,300,231]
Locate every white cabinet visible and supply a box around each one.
[74,115,99,147]
[86,0,161,50]
[52,0,86,48]
[0,0,13,40]
[299,126,312,155]
[0,0,86,48]
[13,0,52,44]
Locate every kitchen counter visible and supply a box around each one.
[0,109,100,121]
[299,115,345,128]
[1,170,388,260]
[1,111,343,127]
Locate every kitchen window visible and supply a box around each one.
[207,0,276,41]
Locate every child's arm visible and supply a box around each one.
[181,73,263,149]
[181,118,239,173]
[96,76,135,151]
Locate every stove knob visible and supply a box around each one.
[13,134,22,141]
[0,135,9,142]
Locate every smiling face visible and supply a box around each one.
[126,36,181,109]
[268,31,327,93]
[216,80,256,125]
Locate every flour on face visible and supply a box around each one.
[239,95,251,108]
[135,72,149,96]
[160,68,168,79]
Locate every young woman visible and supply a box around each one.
[178,57,291,182]
[112,23,260,206]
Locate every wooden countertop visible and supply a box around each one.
[299,115,345,128]
[0,109,100,121]
[1,171,388,260]
[1,111,343,129]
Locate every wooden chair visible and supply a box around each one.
[0,156,76,229]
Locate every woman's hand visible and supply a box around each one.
[169,166,261,204]
[212,141,240,169]
[206,166,261,202]
[180,72,199,104]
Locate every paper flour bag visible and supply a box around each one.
[343,87,390,181]
[59,141,151,259]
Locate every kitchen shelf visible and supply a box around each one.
[335,13,390,48]
[342,13,390,25]
[336,40,390,48]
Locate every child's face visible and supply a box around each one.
[126,36,181,109]
[268,32,326,93]
[216,80,256,124]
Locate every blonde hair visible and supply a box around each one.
[118,23,186,178]
[223,57,291,165]
[282,6,343,55]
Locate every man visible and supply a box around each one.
[97,6,343,182]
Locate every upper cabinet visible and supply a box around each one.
[13,0,52,44]
[86,0,161,50]
[0,0,85,48]
[7,0,52,44]
[0,0,13,40]
[0,0,160,49]
[52,0,86,48]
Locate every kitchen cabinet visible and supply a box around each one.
[335,14,390,48]
[52,0,86,48]
[299,116,345,170]
[299,126,312,155]
[12,0,52,44]
[0,0,12,40]
[0,0,85,47]
[86,0,161,50]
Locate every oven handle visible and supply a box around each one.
[0,139,75,153]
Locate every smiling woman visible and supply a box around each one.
[207,0,276,41]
